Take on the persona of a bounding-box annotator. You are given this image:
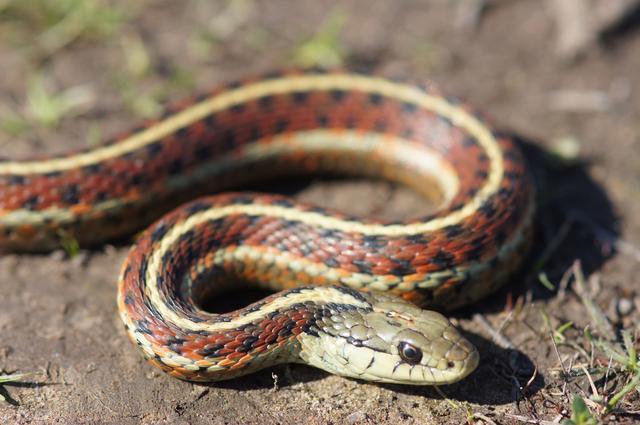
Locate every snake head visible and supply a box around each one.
[298,291,479,385]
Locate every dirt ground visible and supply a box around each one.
[1,1,640,424]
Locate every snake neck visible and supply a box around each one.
[119,246,380,382]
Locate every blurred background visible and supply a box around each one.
[1,1,639,424]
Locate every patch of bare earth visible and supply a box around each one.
[1,1,639,424]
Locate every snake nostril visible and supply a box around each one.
[447,361,455,368]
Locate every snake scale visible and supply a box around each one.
[0,69,534,385]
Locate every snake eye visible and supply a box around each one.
[398,342,423,364]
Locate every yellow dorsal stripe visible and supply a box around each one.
[0,74,502,191]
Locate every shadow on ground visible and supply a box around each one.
[193,331,541,406]
[0,380,51,407]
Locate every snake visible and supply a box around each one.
[0,69,534,385]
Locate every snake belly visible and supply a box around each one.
[0,69,534,385]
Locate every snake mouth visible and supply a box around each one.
[437,332,480,384]
[444,342,480,384]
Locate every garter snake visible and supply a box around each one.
[0,69,534,385]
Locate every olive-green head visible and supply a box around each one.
[298,290,479,385]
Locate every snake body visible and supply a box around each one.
[0,69,534,385]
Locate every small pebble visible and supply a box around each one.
[346,411,367,424]
[616,297,634,317]
[103,244,118,256]
[551,136,580,161]
[48,249,66,261]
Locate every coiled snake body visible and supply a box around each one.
[0,70,534,385]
